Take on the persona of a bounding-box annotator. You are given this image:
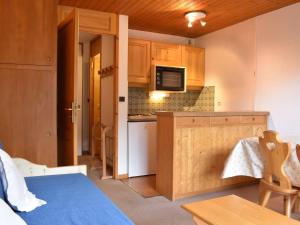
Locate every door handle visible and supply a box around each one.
[64,102,81,123]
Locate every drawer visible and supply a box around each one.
[176,117,210,127]
[210,116,240,126]
[240,116,266,124]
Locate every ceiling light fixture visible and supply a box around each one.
[200,19,206,27]
[185,11,207,28]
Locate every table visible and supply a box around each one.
[222,137,300,187]
[182,195,300,225]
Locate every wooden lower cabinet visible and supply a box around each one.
[157,113,268,200]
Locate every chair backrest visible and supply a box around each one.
[296,144,300,162]
[259,130,291,189]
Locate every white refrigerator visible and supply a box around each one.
[128,121,157,177]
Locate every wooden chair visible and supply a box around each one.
[296,144,300,162]
[258,130,298,217]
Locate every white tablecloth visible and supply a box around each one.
[222,137,300,187]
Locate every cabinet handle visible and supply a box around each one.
[252,117,256,121]
[192,119,195,123]
[225,118,228,122]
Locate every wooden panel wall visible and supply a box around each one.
[157,114,268,200]
[0,0,57,166]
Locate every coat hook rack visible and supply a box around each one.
[98,65,115,77]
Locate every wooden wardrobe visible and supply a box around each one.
[0,0,58,166]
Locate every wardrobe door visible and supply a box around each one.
[0,0,57,66]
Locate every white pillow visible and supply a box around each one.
[0,149,46,212]
[0,198,27,225]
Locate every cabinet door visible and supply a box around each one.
[0,69,57,166]
[128,39,151,86]
[78,9,117,35]
[0,0,56,66]
[182,46,205,89]
[151,42,182,66]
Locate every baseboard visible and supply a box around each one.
[116,173,129,180]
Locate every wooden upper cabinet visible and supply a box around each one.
[128,39,205,87]
[128,39,151,86]
[0,0,56,66]
[58,6,117,35]
[151,42,182,66]
[182,46,205,89]
[79,9,117,35]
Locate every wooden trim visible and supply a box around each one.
[116,173,128,180]
[0,64,55,71]
[73,8,79,165]
[89,57,94,153]
[113,15,119,179]
[174,180,258,201]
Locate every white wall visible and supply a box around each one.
[196,3,300,140]
[195,19,256,111]
[129,29,194,45]
[118,15,129,175]
[255,3,300,140]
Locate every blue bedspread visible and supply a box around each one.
[17,174,134,225]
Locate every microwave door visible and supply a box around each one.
[162,72,182,90]
[156,68,185,91]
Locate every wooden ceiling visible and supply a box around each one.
[59,0,300,38]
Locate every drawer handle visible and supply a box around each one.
[225,118,228,122]
[192,119,195,123]
[252,117,256,121]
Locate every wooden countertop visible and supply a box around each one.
[128,115,157,122]
[156,111,269,117]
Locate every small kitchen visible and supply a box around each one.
[127,39,207,176]
[126,37,268,199]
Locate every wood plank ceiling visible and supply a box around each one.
[59,0,300,37]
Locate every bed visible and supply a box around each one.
[5,158,134,225]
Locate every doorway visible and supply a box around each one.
[57,15,115,178]
[78,32,115,178]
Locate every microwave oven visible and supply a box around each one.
[151,65,186,92]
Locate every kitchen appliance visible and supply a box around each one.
[151,65,186,92]
[128,121,157,177]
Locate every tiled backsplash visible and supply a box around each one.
[128,86,215,114]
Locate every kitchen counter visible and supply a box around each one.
[156,111,270,117]
[156,111,269,200]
